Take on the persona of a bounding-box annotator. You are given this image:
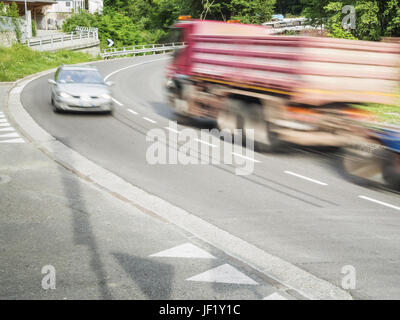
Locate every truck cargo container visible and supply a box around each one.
[165,18,400,186]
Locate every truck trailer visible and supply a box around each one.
[165,18,400,186]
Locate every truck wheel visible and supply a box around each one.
[382,150,400,189]
[242,103,281,153]
[216,109,239,132]
[340,144,383,186]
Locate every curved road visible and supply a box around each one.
[21,55,400,299]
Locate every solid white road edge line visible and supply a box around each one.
[359,195,400,211]
[6,56,353,301]
[284,171,328,186]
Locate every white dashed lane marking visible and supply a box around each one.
[127,109,138,115]
[143,117,156,124]
[359,195,400,211]
[194,138,217,148]
[232,152,260,163]
[284,171,328,186]
[165,126,181,134]
[112,98,123,106]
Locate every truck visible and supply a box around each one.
[165,18,400,185]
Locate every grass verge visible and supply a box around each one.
[0,44,100,82]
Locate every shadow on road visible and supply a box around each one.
[113,252,174,299]
[60,138,113,299]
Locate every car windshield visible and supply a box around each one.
[58,69,104,84]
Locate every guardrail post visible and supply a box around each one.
[40,38,42,50]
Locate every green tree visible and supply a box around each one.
[301,0,400,40]
[275,0,303,16]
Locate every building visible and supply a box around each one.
[1,0,56,31]
[2,0,103,31]
[46,0,103,30]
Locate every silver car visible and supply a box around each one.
[48,65,114,114]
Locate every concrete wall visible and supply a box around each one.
[73,44,101,57]
[0,31,17,47]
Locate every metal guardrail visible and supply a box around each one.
[101,42,186,59]
[26,27,99,50]
[262,18,308,28]
[76,26,99,33]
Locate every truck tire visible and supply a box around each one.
[217,98,241,128]
[242,103,281,153]
[340,144,383,186]
[382,150,400,189]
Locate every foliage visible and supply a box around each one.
[31,19,37,37]
[64,0,277,48]
[61,0,400,47]
[0,44,99,82]
[301,0,400,41]
[275,0,303,15]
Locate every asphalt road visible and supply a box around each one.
[21,54,400,299]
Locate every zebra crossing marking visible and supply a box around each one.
[0,113,25,144]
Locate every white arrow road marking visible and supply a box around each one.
[186,264,258,285]
[150,243,216,259]
[263,292,288,300]
[359,195,400,211]
[0,128,15,132]
[0,132,19,138]
[0,138,24,144]
[284,171,328,186]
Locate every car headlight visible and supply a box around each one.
[101,93,112,100]
[58,92,71,98]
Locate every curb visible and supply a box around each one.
[5,58,354,301]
